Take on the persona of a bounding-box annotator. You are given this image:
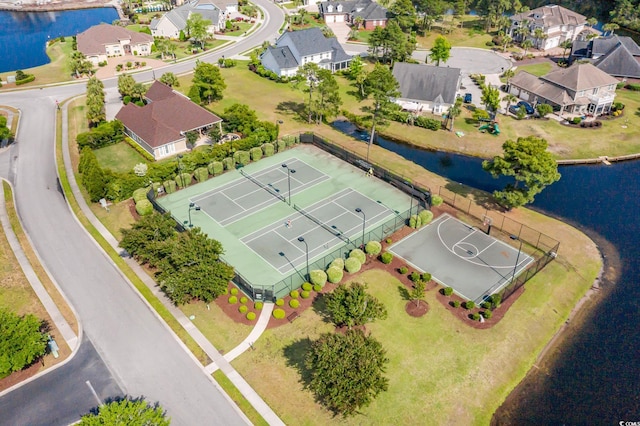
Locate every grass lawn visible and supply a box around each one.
[0,39,75,86]
[416,16,493,50]
[94,142,147,174]
[223,21,254,36]
[514,62,554,77]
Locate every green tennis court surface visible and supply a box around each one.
[389,213,533,302]
[155,145,414,299]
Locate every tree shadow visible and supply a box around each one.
[283,337,314,388]
[397,285,410,301]
[311,292,333,324]
[443,181,505,212]
[275,100,307,121]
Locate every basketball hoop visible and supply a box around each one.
[483,215,492,235]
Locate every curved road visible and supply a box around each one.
[0,1,284,424]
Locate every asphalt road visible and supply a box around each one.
[0,0,284,424]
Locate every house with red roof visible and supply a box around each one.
[115,81,223,160]
[77,24,154,66]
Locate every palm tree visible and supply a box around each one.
[502,69,515,80]
[533,28,546,50]
[603,23,619,36]
[586,17,598,28]
[515,19,530,42]
[502,94,517,115]
[354,16,364,30]
[560,40,573,61]
[521,39,533,56]
[447,98,462,132]
[502,34,512,52]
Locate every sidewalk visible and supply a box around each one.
[60,103,284,425]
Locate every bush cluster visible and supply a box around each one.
[380,252,393,264]
[302,282,312,292]
[240,296,248,304]
[273,308,286,319]
[327,266,344,283]
[465,301,475,310]
[329,258,344,270]
[365,240,382,255]
[482,310,492,319]
[254,301,263,310]
[228,296,238,304]
[310,270,327,287]
[431,194,443,207]
[246,312,256,321]
[399,266,409,274]
[344,257,362,273]
[421,272,432,282]
[301,290,311,299]
[452,300,460,308]
[290,290,299,299]
[410,271,420,282]
[471,313,481,321]
[313,284,323,292]
[289,299,300,308]
[349,248,366,264]
[239,305,248,313]
[443,287,453,296]
[275,299,284,306]
[230,288,238,295]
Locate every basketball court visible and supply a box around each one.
[389,213,534,302]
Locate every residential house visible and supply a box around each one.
[570,35,640,80]
[76,24,154,66]
[508,4,586,51]
[391,62,462,114]
[115,81,222,160]
[318,0,388,30]
[260,28,352,77]
[508,63,619,116]
[150,0,235,38]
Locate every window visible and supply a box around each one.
[593,87,599,95]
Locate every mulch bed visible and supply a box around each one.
[0,361,42,393]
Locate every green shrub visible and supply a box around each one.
[132,187,148,203]
[329,258,344,270]
[273,308,286,319]
[233,150,250,166]
[431,194,443,206]
[386,238,392,244]
[380,252,393,264]
[418,210,434,226]
[326,266,344,283]
[625,83,640,91]
[452,300,460,308]
[277,139,287,152]
[15,74,36,85]
[302,282,312,291]
[230,288,239,295]
[482,310,492,319]
[135,199,153,216]
[163,180,177,194]
[262,142,275,156]
[490,293,502,309]
[310,270,327,287]
[228,296,238,304]
[222,157,235,170]
[571,117,582,125]
[208,161,224,176]
[275,298,284,306]
[421,272,432,282]
[246,312,256,321]
[124,137,155,162]
[249,147,263,161]
[481,301,491,309]
[344,257,362,273]
[290,290,299,299]
[465,301,475,309]
[410,271,420,282]
[254,301,263,310]
[349,248,366,264]
[471,313,481,321]
[409,214,422,229]
[399,266,409,274]
[365,240,382,255]
[240,296,248,304]
[193,167,209,182]
[415,116,441,130]
[239,305,248,313]
[175,172,192,188]
[443,287,453,296]
[313,284,322,292]
[289,299,300,308]
[301,290,310,299]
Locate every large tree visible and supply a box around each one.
[117,73,136,99]
[348,55,367,98]
[79,397,170,425]
[326,282,388,328]
[297,62,321,124]
[186,13,212,49]
[482,136,561,209]
[445,96,463,132]
[189,61,226,105]
[85,77,105,127]
[429,35,451,66]
[389,0,416,32]
[223,103,259,134]
[305,329,389,416]
[480,84,500,116]
[120,212,177,266]
[314,68,342,124]
[0,309,48,378]
[362,63,400,161]
[159,72,179,87]
[70,52,94,78]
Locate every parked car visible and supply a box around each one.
[517,101,535,115]
[464,93,472,103]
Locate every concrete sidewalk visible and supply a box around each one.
[60,103,284,425]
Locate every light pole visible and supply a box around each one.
[185,202,200,228]
[281,164,296,205]
[510,235,523,285]
[405,180,414,219]
[355,208,366,248]
[177,154,184,187]
[297,236,309,279]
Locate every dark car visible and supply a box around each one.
[464,93,472,103]
[517,101,535,114]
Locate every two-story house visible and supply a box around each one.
[260,28,352,77]
[150,0,235,38]
[508,63,619,116]
[318,0,388,30]
[76,24,154,66]
[391,63,462,114]
[570,35,640,81]
[509,4,586,51]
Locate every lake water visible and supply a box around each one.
[334,121,640,422]
[0,8,119,73]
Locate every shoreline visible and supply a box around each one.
[0,0,124,18]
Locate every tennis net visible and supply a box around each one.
[240,169,286,202]
[293,204,350,244]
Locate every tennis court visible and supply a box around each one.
[242,188,390,274]
[192,158,329,226]
[390,213,534,302]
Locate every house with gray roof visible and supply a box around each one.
[391,63,462,114]
[570,35,640,80]
[508,4,586,51]
[150,0,232,39]
[115,81,222,160]
[318,0,388,30]
[260,28,352,77]
[77,24,154,66]
[508,63,619,116]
